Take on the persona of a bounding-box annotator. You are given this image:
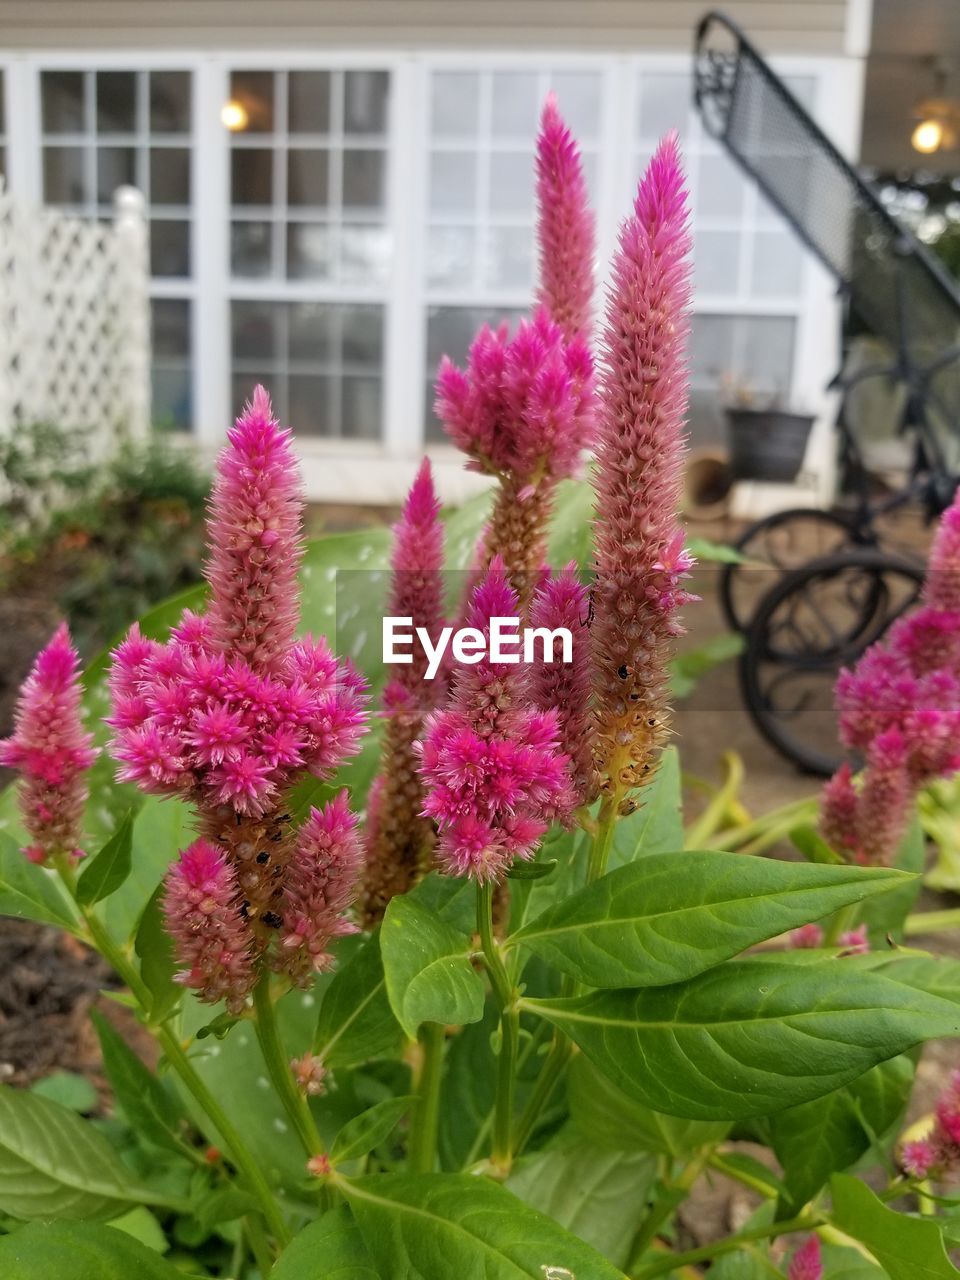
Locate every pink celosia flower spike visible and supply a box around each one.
[788,1235,822,1280]
[205,385,304,673]
[536,92,596,342]
[361,461,447,925]
[924,487,960,612]
[590,134,694,805]
[897,1068,960,1179]
[276,791,363,986]
[163,839,257,1013]
[418,560,574,882]
[0,624,97,865]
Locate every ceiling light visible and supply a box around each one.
[221,100,249,132]
[913,117,945,154]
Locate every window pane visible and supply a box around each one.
[286,222,335,280]
[482,225,534,291]
[150,71,191,133]
[289,71,331,134]
[751,231,802,297]
[43,146,87,204]
[233,373,281,421]
[342,149,385,210]
[289,374,336,436]
[97,146,136,203]
[0,149,6,178]
[287,148,329,207]
[490,72,538,143]
[340,224,391,285]
[344,71,389,134]
[230,70,275,132]
[696,152,746,219]
[42,71,85,134]
[342,305,383,366]
[152,365,191,430]
[97,71,138,134]
[150,219,191,277]
[233,300,282,362]
[341,376,381,439]
[431,72,480,138]
[488,151,534,216]
[638,73,691,141]
[151,298,191,358]
[150,148,191,205]
[232,220,275,277]
[738,316,796,395]
[427,225,475,290]
[549,72,601,142]
[0,74,6,134]
[430,151,475,214]
[232,148,273,205]
[694,230,741,294]
[289,302,335,363]
[689,314,735,390]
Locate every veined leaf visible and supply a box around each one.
[91,1010,188,1157]
[0,1220,182,1279]
[609,747,682,867]
[831,1173,960,1279]
[133,885,180,1023]
[524,957,960,1120]
[315,931,404,1067]
[331,1096,414,1166]
[509,852,908,989]
[381,896,484,1040]
[76,812,133,907]
[272,1207,379,1279]
[341,1172,627,1279]
[0,831,77,928]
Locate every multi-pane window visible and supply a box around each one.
[39,68,194,429]
[423,67,604,438]
[227,68,390,439]
[0,72,6,178]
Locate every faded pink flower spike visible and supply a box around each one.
[901,1138,937,1179]
[788,1235,822,1280]
[898,1069,960,1179]
[361,461,447,925]
[163,839,257,1013]
[590,134,694,804]
[205,385,304,673]
[418,561,575,882]
[925,491,960,612]
[536,92,596,341]
[291,1053,327,1096]
[276,791,363,986]
[529,564,595,806]
[0,623,97,866]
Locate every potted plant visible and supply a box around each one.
[722,373,815,483]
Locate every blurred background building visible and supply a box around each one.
[0,0,956,503]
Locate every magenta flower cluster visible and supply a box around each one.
[900,1068,960,1180]
[787,1236,822,1280]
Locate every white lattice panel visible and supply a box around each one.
[0,182,150,457]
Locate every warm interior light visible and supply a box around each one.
[912,117,945,154]
[221,100,249,132]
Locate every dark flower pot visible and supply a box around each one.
[725,407,814,483]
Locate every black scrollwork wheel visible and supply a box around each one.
[739,548,924,775]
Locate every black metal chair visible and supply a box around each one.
[694,10,960,772]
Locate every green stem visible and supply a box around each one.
[587,795,618,883]
[245,1213,275,1278]
[253,973,324,1160]
[708,1151,778,1199]
[630,1213,821,1279]
[626,1152,708,1267]
[684,752,745,849]
[409,1022,444,1174]
[478,880,518,1173]
[904,908,960,936]
[711,796,818,851]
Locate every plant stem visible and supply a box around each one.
[626,1152,708,1267]
[684,751,745,849]
[478,879,519,1173]
[711,796,818,852]
[244,1212,275,1278]
[630,1212,821,1279]
[587,795,618,883]
[409,1021,444,1174]
[904,908,960,936]
[253,972,325,1161]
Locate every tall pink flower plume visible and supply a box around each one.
[898,1068,960,1179]
[0,623,97,865]
[590,134,694,804]
[418,561,574,882]
[163,839,257,1013]
[529,564,594,805]
[787,1236,822,1280]
[277,791,362,986]
[205,385,304,673]
[361,462,447,925]
[925,493,960,611]
[536,92,596,341]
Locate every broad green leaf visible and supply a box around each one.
[831,1173,960,1279]
[567,1054,729,1157]
[331,1096,414,1165]
[0,831,76,927]
[0,1083,175,1220]
[862,815,925,940]
[407,871,475,935]
[107,1206,169,1253]
[437,1007,498,1171]
[102,796,193,944]
[525,956,960,1120]
[609,747,682,867]
[76,812,133,906]
[0,1220,183,1279]
[708,1249,778,1279]
[29,1071,97,1114]
[791,825,844,865]
[272,1207,379,1279]
[686,535,745,565]
[821,1241,887,1280]
[509,852,908,989]
[134,884,180,1023]
[315,931,404,1067]
[506,1134,657,1269]
[381,896,484,1040]
[92,1010,188,1157]
[342,1172,627,1279]
[771,1054,914,1216]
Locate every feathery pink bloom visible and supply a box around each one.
[418,562,574,882]
[788,1235,822,1280]
[529,564,594,805]
[925,494,960,612]
[163,839,257,1013]
[901,1138,937,1179]
[276,791,362,986]
[0,624,97,865]
[205,386,304,674]
[788,923,824,949]
[590,134,693,804]
[898,1069,960,1179]
[839,923,870,954]
[536,92,596,341]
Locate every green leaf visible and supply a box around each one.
[509,851,908,989]
[272,1207,379,1279]
[76,812,134,906]
[0,830,76,927]
[568,1054,729,1157]
[315,931,404,1067]
[0,1220,183,1279]
[134,885,181,1023]
[506,858,557,881]
[29,1071,98,1114]
[670,632,744,699]
[342,1172,627,1279]
[506,1133,657,1269]
[686,535,745,564]
[831,1173,960,1279]
[0,1082,174,1220]
[102,797,193,945]
[91,1010,187,1157]
[381,896,485,1040]
[863,815,925,941]
[331,1096,414,1165]
[525,956,960,1120]
[437,1007,498,1171]
[609,747,683,867]
[771,1054,914,1216]
[790,825,844,865]
[107,1206,169,1253]
[821,1241,887,1280]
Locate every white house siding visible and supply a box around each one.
[0,1,868,505]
